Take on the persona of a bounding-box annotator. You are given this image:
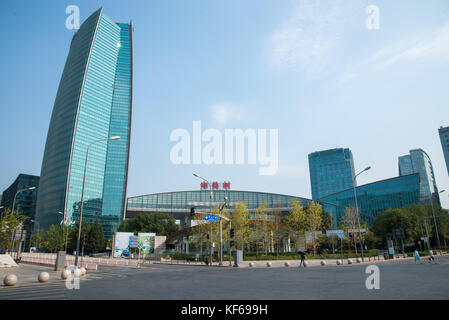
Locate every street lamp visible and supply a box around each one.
[193,173,214,266]
[12,187,36,215]
[352,166,371,262]
[75,136,120,267]
[10,187,36,254]
[58,211,70,252]
[429,189,445,254]
[31,219,40,249]
[218,197,228,266]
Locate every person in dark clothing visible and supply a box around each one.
[298,251,306,268]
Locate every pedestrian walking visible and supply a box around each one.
[428,250,437,264]
[298,250,307,268]
[413,249,420,264]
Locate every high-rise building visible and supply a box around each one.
[35,8,133,238]
[1,174,40,249]
[318,174,420,226]
[398,149,440,206]
[308,148,355,200]
[439,126,449,176]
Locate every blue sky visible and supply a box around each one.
[1,0,449,208]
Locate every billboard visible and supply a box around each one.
[114,232,134,258]
[138,232,156,255]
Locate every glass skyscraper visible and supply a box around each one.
[308,148,355,200]
[35,8,133,238]
[318,174,420,226]
[398,149,440,206]
[1,174,40,250]
[439,126,449,176]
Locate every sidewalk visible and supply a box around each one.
[0,264,64,288]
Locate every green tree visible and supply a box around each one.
[0,208,29,252]
[46,225,65,253]
[118,212,179,236]
[305,201,323,253]
[68,220,91,253]
[86,219,106,253]
[230,202,251,251]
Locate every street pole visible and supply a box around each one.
[10,187,36,254]
[423,218,430,251]
[218,197,228,266]
[75,136,120,267]
[351,166,371,262]
[428,192,444,254]
[229,220,232,266]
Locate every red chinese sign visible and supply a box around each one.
[200,181,231,190]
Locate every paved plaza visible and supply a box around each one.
[1,256,448,300]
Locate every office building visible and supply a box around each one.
[1,174,40,249]
[308,148,356,200]
[439,126,449,176]
[398,149,440,206]
[318,174,420,225]
[35,8,133,238]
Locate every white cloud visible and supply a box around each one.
[209,102,245,126]
[337,20,449,85]
[269,0,362,75]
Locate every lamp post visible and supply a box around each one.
[193,173,214,266]
[31,220,40,249]
[429,189,445,254]
[10,187,36,254]
[218,197,228,266]
[58,211,70,252]
[351,166,371,262]
[12,187,36,215]
[75,136,120,267]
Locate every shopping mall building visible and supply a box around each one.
[125,173,421,230]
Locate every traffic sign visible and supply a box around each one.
[204,214,218,222]
[137,243,142,249]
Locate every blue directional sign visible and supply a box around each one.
[137,243,142,249]
[129,236,138,248]
[204,214,218,222]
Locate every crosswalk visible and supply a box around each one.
[0,281,68,300]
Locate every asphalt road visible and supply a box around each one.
[62,256,449,300]
[1,257,448,300]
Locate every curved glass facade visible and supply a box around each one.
[35,8,132,238]
[318,174,420,225]
[127,190,342,228]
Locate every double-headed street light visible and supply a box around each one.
[429,189,445,254]
[352,166,371,262]
[193,173,214,266]
[31,219,40,248]
[75,136,120,267]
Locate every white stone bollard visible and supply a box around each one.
[38,272,50,283]
[347,259,353,264]
[61,270,71,280]
[284,262,290,267]
[80,267,86,276]
[249,262,255,267]
[4,274,18,286]
[356,258,362,263]
[320,260,326,266]
[337,260,342,265]
[266,262,272,267]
